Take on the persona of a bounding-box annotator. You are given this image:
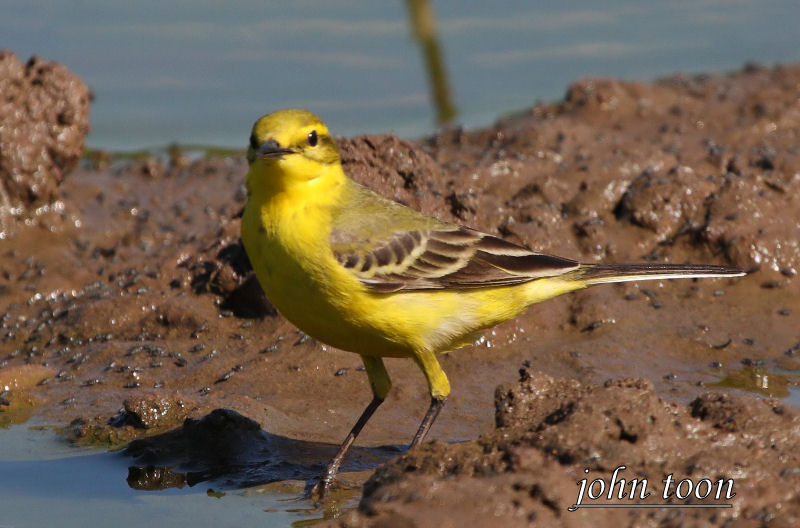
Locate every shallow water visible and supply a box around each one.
[0,424,344,528]
[3,1,800,150]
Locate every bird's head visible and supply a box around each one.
[247,109,340,186]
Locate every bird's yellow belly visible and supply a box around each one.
[246,237,474,356]
[255,259,527,357]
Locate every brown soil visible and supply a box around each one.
[0,51,91,234]
[337,373,800,527]
[1,59,799,526]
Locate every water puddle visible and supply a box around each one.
[711,365,800,406]
[0,424,366,527]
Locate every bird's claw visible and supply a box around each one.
[308,476,332,503]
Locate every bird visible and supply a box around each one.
[240,108,745,499]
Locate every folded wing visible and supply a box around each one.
[332,226,579,293]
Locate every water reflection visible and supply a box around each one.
[0,423,336,527]
[405,0,457,126]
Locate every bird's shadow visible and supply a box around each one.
[123,408,403,491]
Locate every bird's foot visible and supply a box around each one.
[308,475,333,503]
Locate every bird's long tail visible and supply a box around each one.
[565,262,746,286]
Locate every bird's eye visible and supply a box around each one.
[307,130,318,147]
[249,133,259,150]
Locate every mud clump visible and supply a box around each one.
[0,50,91,233]
[124,408,263,467]
[338,135,456,221]
[333,371,800,527]
[113,392,189,429]
[122,408,395,491]
[66,392,191,447]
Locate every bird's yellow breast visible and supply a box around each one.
[242,174,509,356]
[241,163,412,356]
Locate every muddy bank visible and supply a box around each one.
[1,60,799,522]
[333,371,800,527]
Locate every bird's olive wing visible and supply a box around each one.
[331,226,580,293]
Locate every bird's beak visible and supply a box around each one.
[256,139,295,160]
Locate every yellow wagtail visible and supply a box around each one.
[241,109,745,498]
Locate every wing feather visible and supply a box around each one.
[332,225,579,292]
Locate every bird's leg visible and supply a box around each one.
[409,350,450,448]
[410,396,446,448]
[310,355,391,501]
[311,396,382,500]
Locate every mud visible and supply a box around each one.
[123,408,397,493]
[0,51,91,235]
[334,372,800,526]
[1,59,799,525]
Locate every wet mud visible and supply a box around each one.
[1,57,799,525]
[0,50,91,233]
[335,372,800,526]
